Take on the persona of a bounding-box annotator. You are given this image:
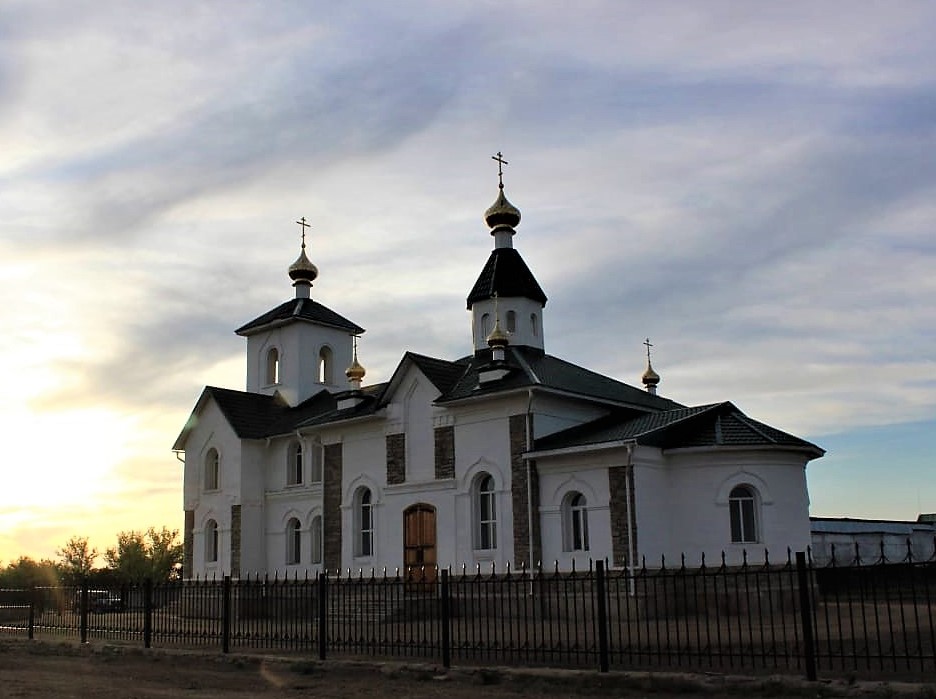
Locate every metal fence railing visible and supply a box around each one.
[2,543,934,681]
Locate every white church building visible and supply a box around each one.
[173,168,824,579]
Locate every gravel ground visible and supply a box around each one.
[1,640,934,698]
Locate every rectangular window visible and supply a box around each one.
[477,491,496,550]
[730,499,757,543]
[359,503,373,557]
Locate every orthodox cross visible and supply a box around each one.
[643,337,654,363]
[492,151,508,189]
[296,217,311,249]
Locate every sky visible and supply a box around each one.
[1,1,934,564]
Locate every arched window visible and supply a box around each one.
[729,485,758,543]
[287,441,303,486]
[266,347,280,385]
[563,492,589,552]
[286,518,301,565]
[318,346,333,384]
[473,473,497,550]
[310,515,323,564]
[205,519,219,563]
[506,310,516,333]
[354,487,374,557]
[530,313,538,337]
[204,448,220,491]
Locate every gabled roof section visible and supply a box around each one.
[172,386,339,450]
[466,248,547,308]
[437,346,682,411]
[235,298,364,336]
[377,352,470,408]
[533,401,824,458]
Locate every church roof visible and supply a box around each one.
[437,346,681,411]
[531,401,824,457]
[466,248,547,308]
[235,298,365,336]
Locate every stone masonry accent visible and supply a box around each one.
[434,426,455,480]
[230,504,241,577]
[509,414,541,568]
[386,433,406,485]
[183,509,194,578]
[609,466,637,568]
[323,443,343,571]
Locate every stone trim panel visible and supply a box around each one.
[183,509,194,578]
[434,426,455,480]
[386,433,406,485]
[609,465,637,568]
[510,414,540,567]
[323,443,343,571]
[230,504,241,577]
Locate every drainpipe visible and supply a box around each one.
[525,389,535,574]
[624,441,636,596]
[173,450,185,465]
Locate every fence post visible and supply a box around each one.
[222,575,231,654]
[440,569,451,669]
[317,572,327,661]
[595,559,610,673]
[795,551,817,681]
[28,587,35,640]
[79,579,89,644]
[143,579,153,649]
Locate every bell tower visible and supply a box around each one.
[467,153,547,353]
[235,218,364,406]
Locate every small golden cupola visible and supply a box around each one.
[288,217,319,299]
[641,337,661,395]
[346,337,366,390]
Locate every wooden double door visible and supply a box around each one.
[403,504,437,585]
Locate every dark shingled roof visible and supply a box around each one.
[235,298,364,336]
[533,401,824,456]
[405,353,470,396]
[437,346,682,411]
[173,386,342,449]
[466,248,547,308]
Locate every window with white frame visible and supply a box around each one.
[205,519,219,563]
[355,487,374,557]
[204,448,220,491]
[729,485,758,543]
[310,515,323,564]
[563,491,590,552]
[266,347,280,385]
[287,441,303,486]
[473,473,497,550]
[309,444,323,483]
[286,517,301,565]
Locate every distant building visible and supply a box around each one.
[810,517,936,566]
[173,168,824,579]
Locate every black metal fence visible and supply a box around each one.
[2,545,934,681]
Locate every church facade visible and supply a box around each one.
[173,173,823,579]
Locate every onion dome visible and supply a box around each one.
[346,344,366,383]
[484,187,521,230]
[486,315,509,348]
[642,362,660,388]
[288,245,318,284]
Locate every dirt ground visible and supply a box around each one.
[1,640,935,699]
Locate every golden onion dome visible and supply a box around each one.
[486,316,509,348]
[484,187,521,230]
[288,247,318,283]
[346,355,366,382]
[642,362,660,387]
